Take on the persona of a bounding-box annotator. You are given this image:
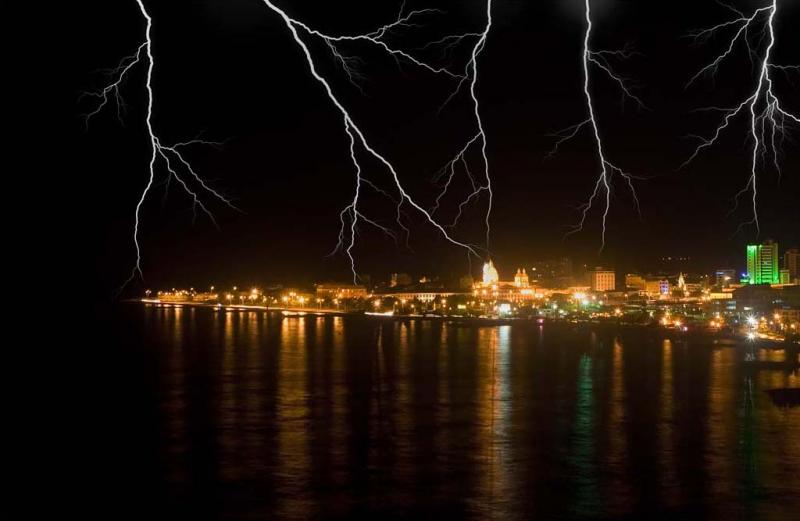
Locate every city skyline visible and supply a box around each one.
[133,240,800,292]
[70,0,798,295]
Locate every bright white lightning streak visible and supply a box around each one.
[469,2,493,250]
[295,7,464,80]
[547,0,643,249]
[81,43,147,126]
[259,1,488,282]
[682,0,799,234]
[85,0,237,285]
[430,0,493,251]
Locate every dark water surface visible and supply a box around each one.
[94,304,800,520]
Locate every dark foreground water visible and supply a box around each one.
[95,304,800,520]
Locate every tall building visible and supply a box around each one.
[482,259,499,285]
[746,241,779,284]
[785,248,799,283]
[590,267,615,292]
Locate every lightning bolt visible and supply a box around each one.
[431,2,493,252]
[682,0,800,234]
[547,0,644,250]
[258,0,492,282]
[86,1,495,286]
[83,0,237,287]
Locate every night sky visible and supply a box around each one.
[65,0,799,295]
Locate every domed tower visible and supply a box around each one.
[514,268,529,288]
[482,259,499,285]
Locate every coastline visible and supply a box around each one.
[131,299,799,349]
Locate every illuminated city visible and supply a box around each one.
[145,242,800,343]
[15,1,800,520]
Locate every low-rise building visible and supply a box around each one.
[315,283,368,300]
[625,274,646,291]
[645,279,670,298]
[379,290,462,303]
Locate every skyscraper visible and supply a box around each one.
[746,241,779,285]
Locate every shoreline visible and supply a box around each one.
[132,299,799,349]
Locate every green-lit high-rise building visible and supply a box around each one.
[746,240,779,284]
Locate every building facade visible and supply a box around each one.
[645,279,670,298]
[625,274,647,291]
[590,268,616,292]
[315,284,368,299]
[747,241,779,284]
[474,260,539,302]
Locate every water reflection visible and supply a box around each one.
[570,354,597,517]
[136,307,800,519]
[658,339,678,508]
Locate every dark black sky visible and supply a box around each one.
[65,0,799,294]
